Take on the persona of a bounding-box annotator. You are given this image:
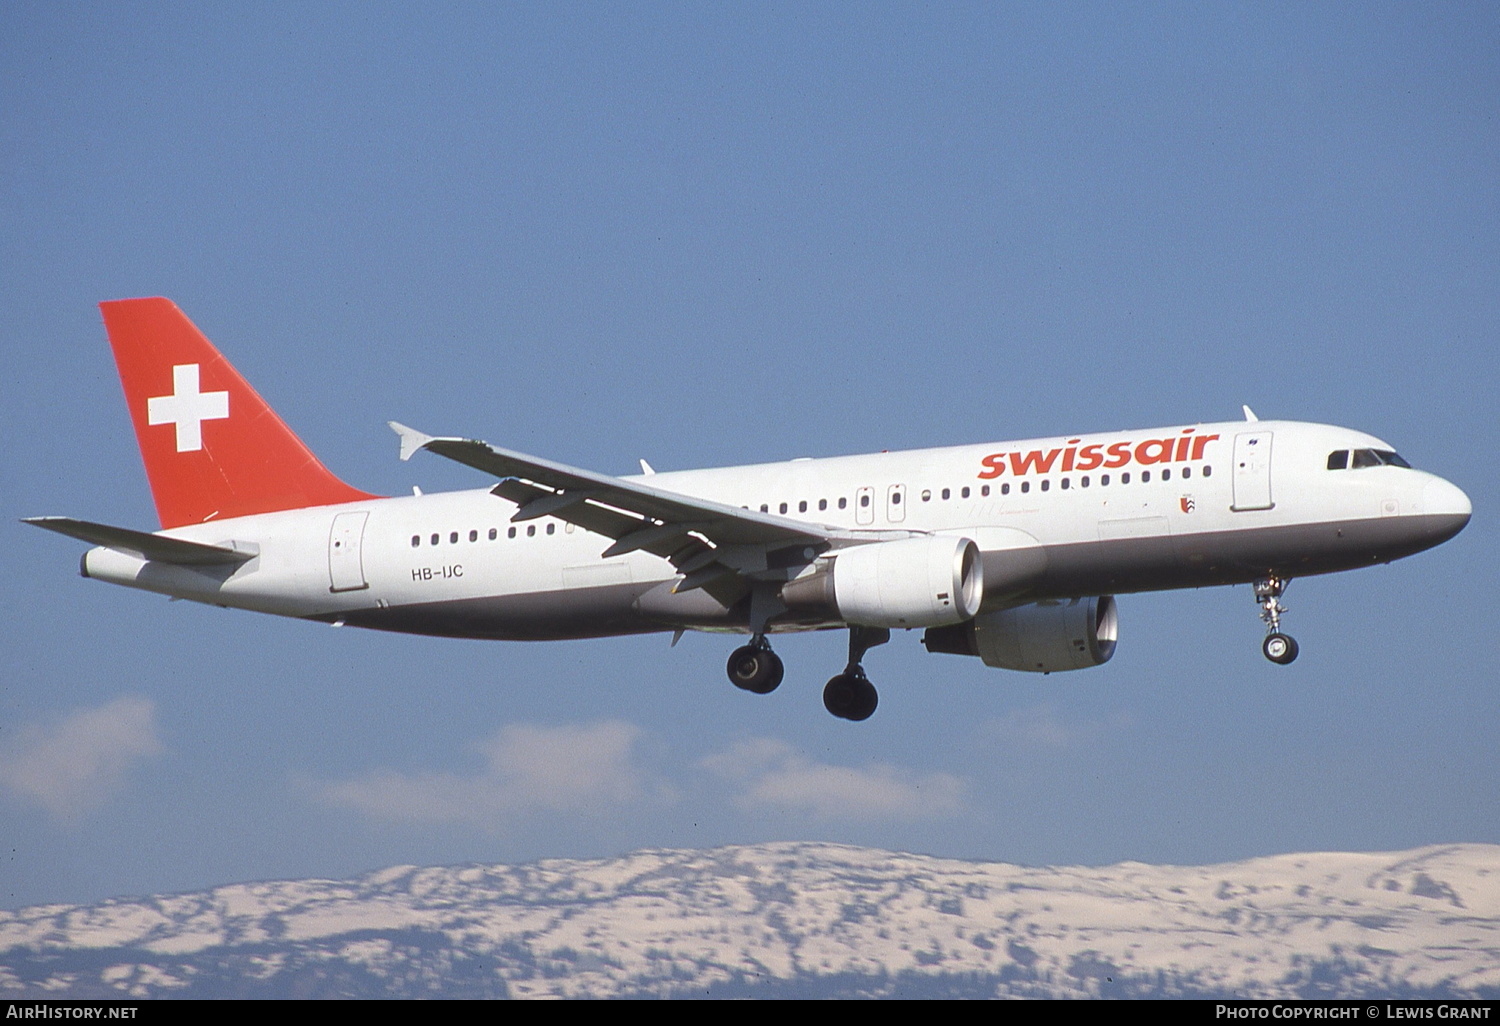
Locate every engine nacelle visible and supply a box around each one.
[781,536,984,629]
[922,596,1118,673]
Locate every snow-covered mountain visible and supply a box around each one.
[2,842,1496,999]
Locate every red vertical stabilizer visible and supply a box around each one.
[101,298,378,529]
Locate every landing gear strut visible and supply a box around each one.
[1253,576,1299,665]
[727,636,784,694]
[823,626,889,721]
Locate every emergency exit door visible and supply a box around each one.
[328,511,370,592]
[1231,432,1274,511]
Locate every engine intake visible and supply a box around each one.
[922,596,1118,673]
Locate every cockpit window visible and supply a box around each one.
[1327,450,1349,470]
[1348,448,1413,470]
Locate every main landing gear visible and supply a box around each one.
[722,625,890,721]
[727,636,784,694]
[1254,576,1299,665]
[823,626,889,722]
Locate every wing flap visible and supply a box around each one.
[492,478,707,563]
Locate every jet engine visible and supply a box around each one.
[922,596,1118,673]
[780,536,984,629]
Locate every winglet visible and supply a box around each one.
[1242,405,1259,422]
[388,421,436,462]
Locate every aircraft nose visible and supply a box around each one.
[1423,476,1472,521]
[1419,476,1471,545]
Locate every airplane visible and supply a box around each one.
[27,298,1472,721]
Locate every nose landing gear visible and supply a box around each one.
[1254,576,1299,665]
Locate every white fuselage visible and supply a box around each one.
[81,419,1472,640]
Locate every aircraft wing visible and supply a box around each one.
[390,423,847,591]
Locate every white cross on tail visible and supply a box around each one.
[147,364,229,452]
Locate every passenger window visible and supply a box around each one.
[1142,471,1151,483]
[961,486,970,498]
[839,497,848,509]
[1202,465,1212,477]
[1021,481,1030,494]
[1040,480,1050,492]
[489,528,497,540]
[411,535,420,547]
[469,530,478,542]
[1182,467,1191,479]
[1122,473,1131,484]
[981,485,990,497]
[1061,478,1070,490]
[860,494,870,507]
[892,492,902,505]
[1101,474,1110,486]
[798,500,807,513]
[819,499,827,511]
[760,504,769,513]
[508,527,517,539]
[780,502,788,514]
[921,490,932,502]
[431,534,439,546]
[1081,476,1090,488]
[547,523,555,535]
[527,525,536,537]
[1001,483,1010,495]
[1161,469,1170,481]
[1327,450,1349,470]
[941,488,950,500]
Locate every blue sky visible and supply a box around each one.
[3,3,1496,910]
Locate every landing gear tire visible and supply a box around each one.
[1253,577,1298,666]
[823,672,878,721]
[727,644,784,694]
[1262,632,1299,665]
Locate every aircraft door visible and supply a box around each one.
[855,486,874,525]
[328,511,370,592]
[1231,431,1274,511]
[887,483,906,523]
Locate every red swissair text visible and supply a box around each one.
[978,430,1221,479]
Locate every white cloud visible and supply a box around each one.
[702,738,965,820]
[0,696,163,823]
[980,702,1134,749]
[988,703,1076,747]
[316,720,668,829]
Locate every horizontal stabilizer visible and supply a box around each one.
[24,517,255,566]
